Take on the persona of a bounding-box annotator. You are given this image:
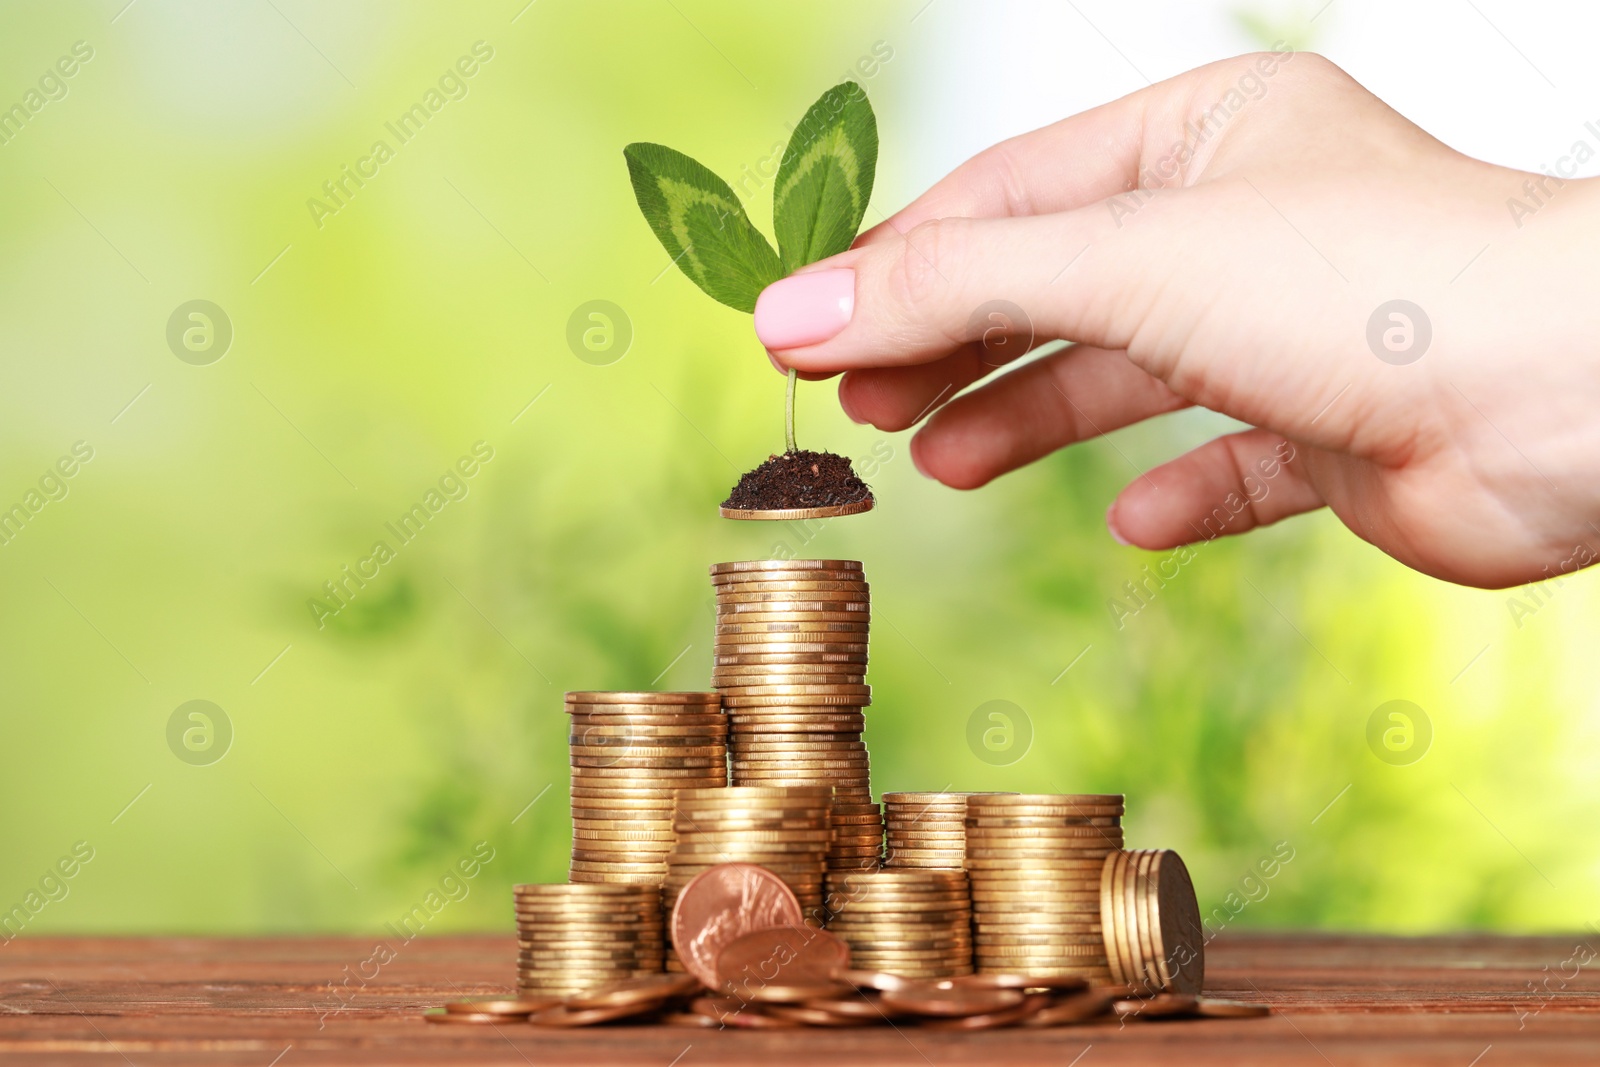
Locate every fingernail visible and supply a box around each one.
[768,349,787,374]
[1106,504,1131,546]
[754,269,855,349]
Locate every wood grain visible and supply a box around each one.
[1,931,1597,1064]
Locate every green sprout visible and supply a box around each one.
[625,81,878,454]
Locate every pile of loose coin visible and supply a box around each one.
[566,691,727,886]
[441,859,1262,1028]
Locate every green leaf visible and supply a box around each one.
[772,81,878,272]
[623,142,784,313]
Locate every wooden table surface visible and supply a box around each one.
[2,932,1597,1065]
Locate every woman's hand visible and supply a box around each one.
[753,51,1600,589]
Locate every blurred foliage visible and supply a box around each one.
[0,0,1594,941]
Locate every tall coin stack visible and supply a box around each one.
[566,691,727,886]
[964,793,1125,982]
[663,786,833,971]
[824,868,973,978]
[883,791,1014,869]
[710,559,875,870]
[514,883,664,997]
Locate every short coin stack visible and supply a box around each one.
[566,691,727,885]
[711,560,875,868]
[883,791,1014,869]
[824,868,974,978]
[664,786,833,970]
[514,883,664,997]
[1100,849,1205,995]
[828,800,885,871]
[965,793,1125,982]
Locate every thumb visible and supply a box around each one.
[754,203,1182,374]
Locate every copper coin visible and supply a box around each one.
[1114,992,1200,1018]
[442,996,560,1016]
[801,991,903,1020]
[527,1001,662,1027]
[423,1008,506,1024]
[565,974,701,1009]
[1023,988,1117,1026]
[879,983,1023,1017]
[669,863,804,989]
[917,991,1051,1030]
[1195,997,1271,1018]
[954,973,1089,992]
[716,924,851,1002]
[688,996,798,1028]
[762,1002,872,1027]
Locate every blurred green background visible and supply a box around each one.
[1,0,1594,940]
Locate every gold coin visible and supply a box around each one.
[715,624,871,638]
[719,683,872,697]
[716,677,866,690]
[711,574,867,590]
[711,633,869,648]
[571,764,727,776]
[729,739,869,750]
[565,691,719,704]
[671,829,833,843]
[513,883,658,896]
[967,793,1122,807]
[717,592,869,607]
[710,559,862,574]
[714,578,869,592]
[677,784,830,799]
[713,660,867,674]
[571,753,726,767]
[716,655,869,669]
[567,712,727,725]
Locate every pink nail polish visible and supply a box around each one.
[754,269,855,349]
[1107,504,1131,546]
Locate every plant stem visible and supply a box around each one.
[784,367,797,453]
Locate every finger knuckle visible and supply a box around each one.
[886,218,961,327]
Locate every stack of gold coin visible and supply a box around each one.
[828,800,884,870]
[883,791,1014,869]
[566,691,727,885]
[663,786,833,970]
[1100,849,1205,995]
[513,883,664,997]
[824,868,973,978]
[711,560,874,867]
[964,793,1125,982]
